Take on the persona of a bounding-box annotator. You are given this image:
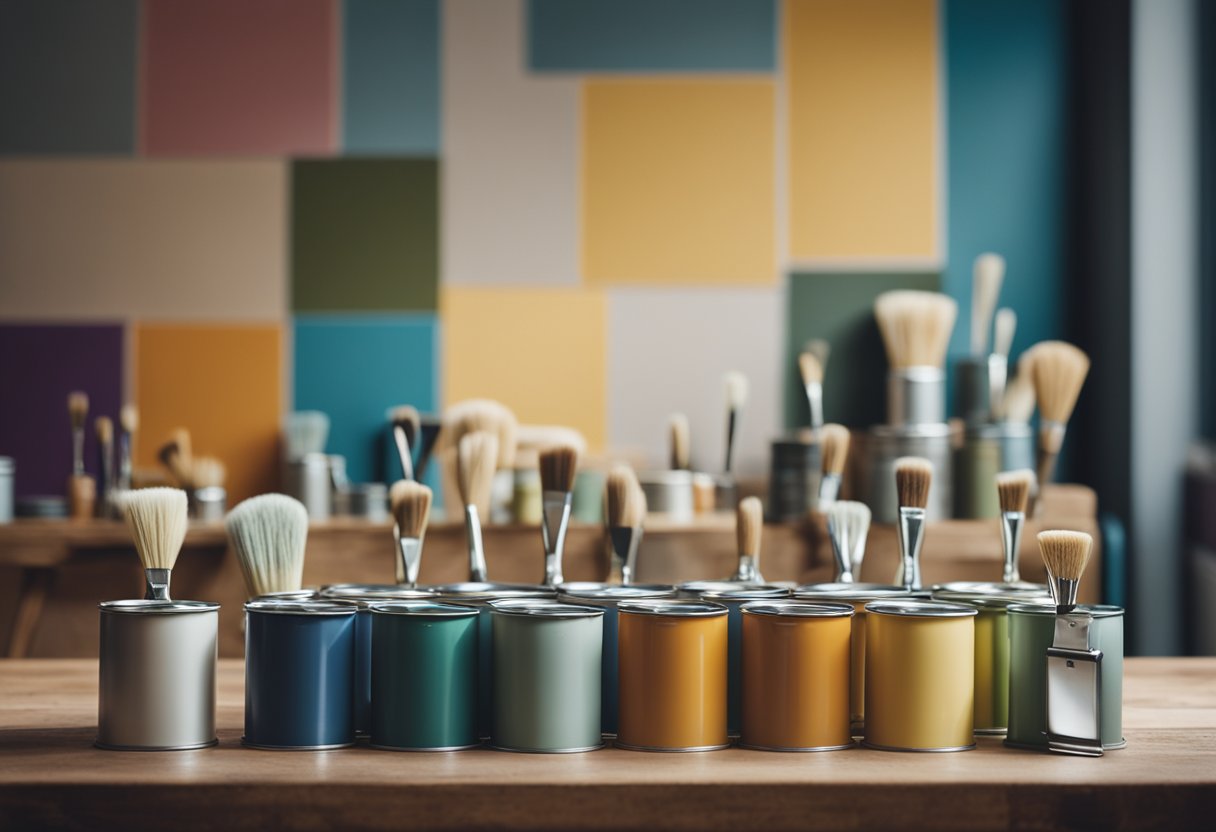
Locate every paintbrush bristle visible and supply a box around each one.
[539,444,578,493]
[94,416,113,446]
[669,413,690,470]
[994,308,1017,358]
[874,291,958,369]
[820,424,850,477]
[996,469,1035,514]
[390,480,432,540]
[827,499,871,560]
[284,411,330,458]
[1026,341,1090,425]
[1037,530,1093,583]
[457,430,498,516]
[971,253,1005,356]
[736,496,763,558]
[606,464,645,528]
[440,399,518,469]
[724,371,749,410]
[998,371,1037,423]
[68,391,89,429]
[191,456,226,489]
[120,403,139,435]
[390,405,421,450]
[121,487,188,571]
[225,493,308,597]
[894,457,933,509]
[798,352,823,386]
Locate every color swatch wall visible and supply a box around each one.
[0,0,1067,504]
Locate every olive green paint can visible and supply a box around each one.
[489,599,604,753]
[369,601,479,751]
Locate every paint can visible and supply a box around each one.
[189,486,227,522]
[887,366,946,426]
[281,452,331,519]
[432,582,557,738]
[767,433,822,521]
[863,423,956,522]
[369,600,480,751]
[696,586,792,736]
[676,580,790,599]
[96,599,219,751]
[638,470,694,522]
[954,433,1001,519]
[862,600,978,752]
[793,584,917,732]
[967,421,1035,473]
[616,599,730,752]
[319,584,436,736]
[254,589,318,601]
[0,457,14,523]
[557,583,676,736]
[931,582,1051,734]
[334,482,389,522]
[243,599,357,750]
[489,598,604,753]
[572,470,605,523]
[740,601,854,752]
[1005,603,1125,750]
[954,356,1008,426]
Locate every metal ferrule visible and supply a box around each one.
[731,554,762,583]
[464,504,487,582]
[541,491,573,586]
[1048,575,1082,613]
[987,353,1008,418]
[894,507,925,590]
[818,473,842,510]
[827,513,853,584]
[1000,511,1024,584]
[608,525,643,586]
[144,568,171,601]
[887,367,946,426]
[398,537,423,588]
[1047,610,1104,756]
[806,382,824,430]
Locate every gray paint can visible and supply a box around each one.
[282,452,331,519]
[863,423,956,522]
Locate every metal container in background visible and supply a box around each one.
[319,584,435,736]
[1006,603,1125,750]
[334,482,388,522]
[572,470,605,523]
[282,453,331,520]
[512,468,542,524]
[697,586,792,737]
[189,486,226,522]
[96,599,219,751]
[954,357,995,426]
[740,601,854,752]
[0,457,14,523]
[955,434,1001,519]
[767,434,821,521]
[15,495,68,518]
[712,474,736,512]
[638,470,694,522]
[863,600,977,752]
[557,583,676,736]
[489,598,604,753]
[616,600,729,752]
[990,422,1035,472]
[887,366,947,426]
[370,600,480,751]
[243,599,357,750]
[863,423,956,522]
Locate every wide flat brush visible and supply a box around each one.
[731,496,765,582]
[121,487,188,600]
[893,458,932,590]
[390,480,432,588]
[539,445,578,586]
[605,464,646,585]
[225,493,309,598]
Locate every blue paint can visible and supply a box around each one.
[243,599,358,750]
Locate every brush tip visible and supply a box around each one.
[606,464,644,528]
[996,469,1035,513]
[819,424,851,476]
[121,487,189,571]
[894,457,933,509]
[225,493,309,597]
[1026,341,1091,424]
[539,444,579,493]
[390,479,432,539]
[1037,529,1093,582]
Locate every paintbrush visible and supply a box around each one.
[457,431,498,582]
[390,480,432,588]
[118,404,138,491]
[806,338,831,379]
[669,413,690,471]
[971,254,1005,357]
[191,456,226,489]
[817,423,850,511]
[539,444,578,586]
[723,371,748,475]
[225,493,308,598]
[827,500,871,584]
[892,457,932,590]
[439,399,519,520]
[284,411,330,460]
[731,496,765,582]
[1027,341,1090,512]
[990,308,1017,415]
[606,464,646,585]
[997,367,1036,424]
[68,391,88,477]
[95,416,114,516]
[799,351,825,430]
[121,487,188,600]
[996,469,1035,584]
[1039,529,1103,756]
[874,291,958,370]
[389,405,420,481]
[157,428,194,489]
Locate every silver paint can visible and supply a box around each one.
[334,482,389,521]
[862,423,956,522]
[189,486,227,522]
[887,367,946,426]
[638,470,694,522]
[282,452,331,519]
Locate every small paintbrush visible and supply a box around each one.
[669,413,690,471]
[996,469,1035,584]
[723,371,748,475]
[990,308,1017,416]
[606,464,646,585]
[457,431,498,582]
[95,416,114,517]
[121,487,188,600]
[157,428,194,489]
[731,496,765,582]
[799,350,825,431]
[1027,341,1090,514]
[893,458,931,590]
[539,444,578,586]
[390,480,432,588]
[827,500,871,584]
[817,423,850,511]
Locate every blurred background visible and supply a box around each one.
[0,0,1212,656]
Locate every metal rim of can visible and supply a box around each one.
[99,599,220,614]
[860,740,977,753]
[254,589,318,602]
[487,598,603,618]
[1006,602,1125,618]
[320,583,436,606]
[240,738,356,751]
[430,582,556,602]
[740,600,854,618]
[793,585,914,603]
[369,600,479,618]
[243,599,357,616]
[679,580,788,596]
[698,586,791,602]
[557,584,675,603]
[931,581,1050,608]
[864,600,978,618]
[95,738,219,751]
[738,740,856,752]
[488,741,605,754]
[617,599,728,618]
[612,740,731,753]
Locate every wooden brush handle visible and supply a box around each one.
[66,474,96,521]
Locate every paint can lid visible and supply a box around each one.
[698,586,792,601]
[244,599,357,616]
[100,599,220,615]
[488,598,603,619]
[253,589,318,602]
[679,580,789,597]
[931,581,1050,608]
[864,599,978,618]
[557,583,676,604]
[618,599,729,618]
[431,582,557,602]
[794,584,918,603]
[1007,602,1124,619]
[320,583,434,607]
[370,600,479,618]
[742,600,854,619]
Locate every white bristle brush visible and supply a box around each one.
[457,431,498,582]
[971,253,1005,357]
[390,480,432,588]
[122,487,189,600]
[225,493,309,599]
[827,500,871,583]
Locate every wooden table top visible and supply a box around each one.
[1,657,1213,831]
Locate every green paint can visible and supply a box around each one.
[1005,603,1126,750]
[369,600,480,751]
[489,598,604,753]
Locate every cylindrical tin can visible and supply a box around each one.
[369,600,480,751]
[863,600,978,752]
[863,424,956,522]
[712,474,737,512]
[794,584,917,731]
[697,586,792,737]
[931,582,1051,734]
[740,601,854,751]
[244,599,357,750]
[0,456,14,523]
[489,599,604,753]
[638,470,694,522]
[768,434,822,521]
[282,452,331,519]
[887,366,946,426]
[97,600,219,751]
[319,584,435,736]
[954,357,994,426]
[616,600,729,752]
[334,482,388,522]
[189,486,227,522]
[954,434,1001,519]
[557,583,676,736]
[432,582,557,739]
[969,421,1035,473]
[1005,603,1126,750]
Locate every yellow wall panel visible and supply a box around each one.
[134,324,282,505]
[583,79,776,284]
[787,0,938,260]
[441,288,607,449]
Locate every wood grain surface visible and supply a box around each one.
[0,657,1212,831]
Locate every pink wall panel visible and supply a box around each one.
[142,0,337,156]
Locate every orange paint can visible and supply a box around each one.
[615,600,729,752]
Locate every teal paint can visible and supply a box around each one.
[369,600,479,751]
[489,598,604,753]
[557,583,675,736]
[1005,603,1126,750]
